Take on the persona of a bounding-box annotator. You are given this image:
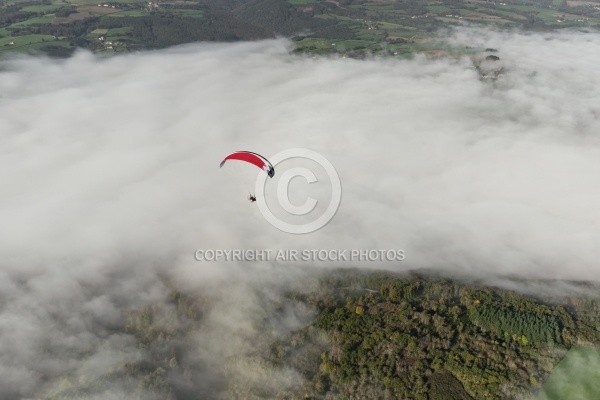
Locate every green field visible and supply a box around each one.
[171,9,204,17]
[104,10,150,17]
[20,4,66,12]
[10,14,56,26]
[67,0,146,4]
[0,37,72,57]
[0,34,57,48]
[1,0,600,58]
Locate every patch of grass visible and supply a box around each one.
[10,14,56,26]
[0,34,57,48]
[171,9,203,17]
[109,0,148,3]
[104,27,133,40]
[104,10,151,17]
[378,21,404,30]
[332,39,372,50]
[20,4,66,12]
[0,35,70,56]
[71,0,145,4]
[355,30,387,40]
[295,37,335,50]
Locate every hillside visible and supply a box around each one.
[2,0,600,58]
[39,269,600,399]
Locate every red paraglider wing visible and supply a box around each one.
[220,151,274,177]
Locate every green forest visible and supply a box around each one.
[40,269,600,400]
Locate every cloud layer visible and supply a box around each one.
[1,27,600,398]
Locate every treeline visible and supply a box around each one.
[94,9,273,49]
[24,18,98,38]
[0,9,37,26]
[1,0,289,54]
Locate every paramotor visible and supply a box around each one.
[219,151,275,178]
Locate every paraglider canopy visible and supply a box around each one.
[219,151,275,178]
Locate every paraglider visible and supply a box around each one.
[219,151,275,178]
[220,151,274,202]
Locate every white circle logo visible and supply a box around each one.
[255,148,342,234]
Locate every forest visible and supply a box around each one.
[40,269,600,400]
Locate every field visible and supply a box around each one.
[1,0,600,58]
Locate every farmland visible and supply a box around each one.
[1,0,600,57]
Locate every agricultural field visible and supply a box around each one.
[289,0,600,55]
[1,0,600,58]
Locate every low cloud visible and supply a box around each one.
[1,27,600,398]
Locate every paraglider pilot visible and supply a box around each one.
[219,151,274,205]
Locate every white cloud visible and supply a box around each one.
[1,28,600,397]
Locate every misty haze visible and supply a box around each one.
[1,23,600,400]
